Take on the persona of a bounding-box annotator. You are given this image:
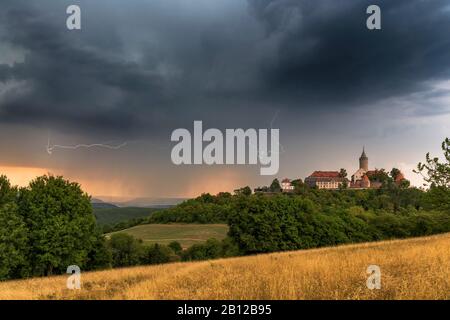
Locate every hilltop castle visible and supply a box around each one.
[350,148,381,189]
[303,148,405,190]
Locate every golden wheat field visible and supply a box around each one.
[1,233,449,300]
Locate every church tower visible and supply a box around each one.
[359,147,368,171]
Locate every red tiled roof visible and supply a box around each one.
[308,171,340,178]
[282,178,290,183]
[395,173,405,182]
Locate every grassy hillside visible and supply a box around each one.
[93,207,158,225]
[1,232,449,300]
[107,223,229,248]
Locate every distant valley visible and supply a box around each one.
[91,197,187,226]
[91,196,187,208]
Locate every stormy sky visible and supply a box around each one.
[1,0,450,197]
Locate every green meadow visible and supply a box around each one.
[107,223,229,248]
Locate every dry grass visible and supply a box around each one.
[1,233,449,300]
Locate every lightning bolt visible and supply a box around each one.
[46,132,130,155]
[255,110,286,160]
[269,109,286,155]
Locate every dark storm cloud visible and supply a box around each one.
[0,0,450,137]
[0,0,170,136]
[1,1,205,138]
[248,0,450,108]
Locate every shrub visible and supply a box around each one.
[108,233,143,267]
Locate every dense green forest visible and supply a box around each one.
[1,138,449,280]
[94,207,158,226]
[0,175,110,280]
[228,191,450,253]
[146,183,450,254]
[94,207,162,233]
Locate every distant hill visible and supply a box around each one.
[93,207,160,226]
[93,196,187,208]
[91,198,119,209]
[91,196,183,227]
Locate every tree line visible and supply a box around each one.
[0,175,110,280]
[107,234,239,268]
[227,194,450,254]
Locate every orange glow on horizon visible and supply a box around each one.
[0,165,141,197]
[0,165,246,199]
[0,165,50,187]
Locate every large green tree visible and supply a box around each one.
[0,176,29,280]
[269,179,282,192]
[108,233,143,267]
[415,138,450,211]
[415,137,450,187]
[0,203,29,280]
[390,168,401,180]
[0,175,17,206]
[18,175,104,276]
